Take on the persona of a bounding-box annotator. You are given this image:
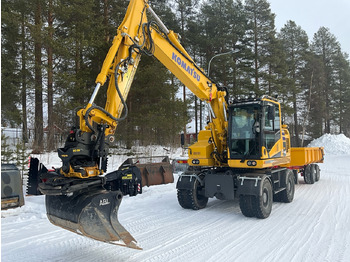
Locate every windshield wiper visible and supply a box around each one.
[240,141,256,163]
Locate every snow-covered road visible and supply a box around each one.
[2,140,350,261]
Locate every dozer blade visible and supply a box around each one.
[45,188,141,250]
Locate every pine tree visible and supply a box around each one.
[15,142,29,176]
[1,0,22,127]
[304,53,327,139]
[333,49,350,135]
[279,20,309,145]
[18,0,32,144]
[311,27,340,134]
[32,0,44,152]
[244,0,277,95]
[45,0,55,150]
[1,133,14,164]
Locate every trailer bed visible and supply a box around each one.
[285,147,324,167]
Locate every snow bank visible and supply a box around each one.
[308,133,350,155]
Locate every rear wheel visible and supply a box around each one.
[177,175,208,210]
[315,164,320,182]
[239,195,256,217]
[277,170,295,203]
[253,176,273,219]
[304,165,315,184]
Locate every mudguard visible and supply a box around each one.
[236,175,267,196]
[176,174,198,190]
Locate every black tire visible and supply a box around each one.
[304,165,315,184]
[177,189,193,209]
[303,165,310,184]
[293,169,299,185]
[177,176,208,210]
[310,164,316,184]
[277,170,295,203]
[253,176,273,219]
[239,195,256,217]
[315,164,320,182]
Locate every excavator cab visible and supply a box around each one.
[227,96,289,168]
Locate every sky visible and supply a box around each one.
[268,0,350,55]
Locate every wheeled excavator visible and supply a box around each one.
[28,0,324,250]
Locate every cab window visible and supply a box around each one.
[263,104,280,150]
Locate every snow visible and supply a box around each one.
[2,136,350,262]
[308,133,350,155]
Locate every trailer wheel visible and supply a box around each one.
[177,175,208,210]
[253,176,273,219]
[239,195,256,217]
[315,164,320,182]
[277,170,295,203]
[304,165,315,184]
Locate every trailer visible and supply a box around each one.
[282,147,324,184]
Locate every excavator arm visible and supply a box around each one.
[60,0,228,179]
[29,0,229,250]
[59,0,148,178]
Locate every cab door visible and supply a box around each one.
[262,102,281,158]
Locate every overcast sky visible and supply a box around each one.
[268,0,350,56]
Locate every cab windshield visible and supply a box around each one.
[229,105,260,158]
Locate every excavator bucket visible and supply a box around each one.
[28,156,174,250]
[45,188,141,249]
[28,158,142,250]
[121,156,174,187]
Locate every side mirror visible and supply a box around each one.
[180,133,185,147]
[254,121,260,133]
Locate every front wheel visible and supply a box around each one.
[177,175,208,210]
[254,176,273,219]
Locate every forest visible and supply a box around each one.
[2,0,350,152]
